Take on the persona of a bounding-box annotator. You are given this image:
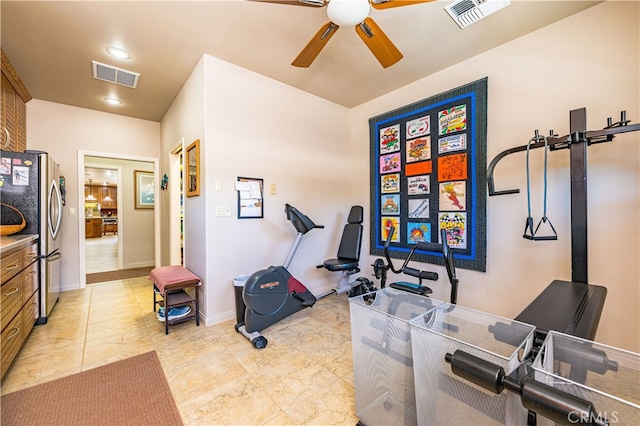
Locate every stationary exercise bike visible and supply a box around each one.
[372,226,459,304]
[235,204,374,349]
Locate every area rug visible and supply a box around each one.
[1,351,182,426]
[87,266,154,284]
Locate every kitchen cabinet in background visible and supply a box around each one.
[99,186,117,208]
[85,218,103,238]
[85,185,117,208]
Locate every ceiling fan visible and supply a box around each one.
[255,0,434,68]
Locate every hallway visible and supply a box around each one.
[85,234,118,274]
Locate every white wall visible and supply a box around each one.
[161,54,351,325]
[26,100,160,289]
[350,1,639,352]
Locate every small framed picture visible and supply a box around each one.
[186,139,200,197]
[134,170,154,209]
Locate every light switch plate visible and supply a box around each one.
[215,206,231,217]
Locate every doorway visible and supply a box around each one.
[77,150,160,288]
[84,164,120,275]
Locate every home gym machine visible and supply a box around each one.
[317,205,376,298]
[372,226,459,303]
[443,108,640,425]
[236,204,374,349]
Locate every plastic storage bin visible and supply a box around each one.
[409,303,536,425]
[532,331,640,425]
[233,274,250,324]
[349,287,444,426]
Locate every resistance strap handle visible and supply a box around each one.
[523,131,558,241]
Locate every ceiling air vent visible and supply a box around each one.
[445,0,510,29]
[92,61,140,88]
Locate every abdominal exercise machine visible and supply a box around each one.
[235,204,374,348]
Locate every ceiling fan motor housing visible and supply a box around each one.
[327,0,370,26]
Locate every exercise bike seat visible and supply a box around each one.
[320,206,363,272]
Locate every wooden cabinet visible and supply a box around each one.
[1,49,31,152]
[99,186,117,208]
[85,185,117,208]
[84,185,100,202]
[85,218,103,238]
[1,237,39,380]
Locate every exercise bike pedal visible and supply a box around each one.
[389,281,432,296]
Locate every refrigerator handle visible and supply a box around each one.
[41,248,62,261]
[49,179,63,239]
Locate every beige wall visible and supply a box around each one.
[161,55,352,324]
[350,1,639,352]
[26,100,160,289]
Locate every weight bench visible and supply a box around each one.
[149,266,201,335]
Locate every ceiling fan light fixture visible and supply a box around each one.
[327,0,370,27]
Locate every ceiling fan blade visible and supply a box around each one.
[292,22,339,67]
[355,18,403,68]
[251,0,326,7]
[370,0,435,10]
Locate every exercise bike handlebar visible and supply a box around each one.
[285,204,324,234]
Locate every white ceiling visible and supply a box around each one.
[1,1,601,122]
[84,167,118,186]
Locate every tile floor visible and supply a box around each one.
[85,234,118,273]
[1,276,360,425]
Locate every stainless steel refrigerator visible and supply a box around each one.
[0,150,63,324]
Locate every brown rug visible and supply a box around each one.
[87,266,154,284]
[1,351,182,426]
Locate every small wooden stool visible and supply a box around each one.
[149,266,201,335]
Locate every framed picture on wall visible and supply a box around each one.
[134,170,155,209]
[237,177,263,219]
[186,139,200,197]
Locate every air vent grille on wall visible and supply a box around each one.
[92,61,139,88]
[445,0,510,29]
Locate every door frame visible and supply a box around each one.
[77,150,160,288]
[169,138,184,265]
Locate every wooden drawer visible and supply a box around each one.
[1,251,22,285]
[1,274,22,331]
[22,290,39,340]
[1,310,23,379]
[21,261,39,304]
[21,242,39,266]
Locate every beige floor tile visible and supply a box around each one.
[178,375,281,426]
[284,377,359,425]
[1,342,85,394]
[85,315,147,341]
[82,330,154,370]
[164,347,248,405]
[153,326,227,368]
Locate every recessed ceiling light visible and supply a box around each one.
[104,97,123,105]
[106,46,131,59]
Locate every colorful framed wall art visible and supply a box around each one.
[369,78,488,272]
